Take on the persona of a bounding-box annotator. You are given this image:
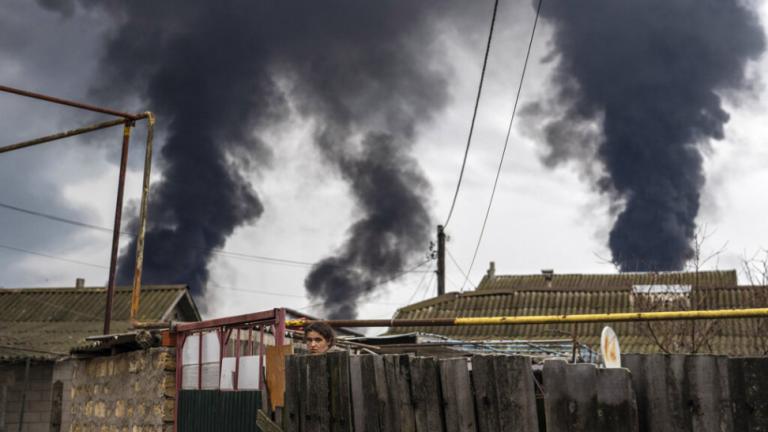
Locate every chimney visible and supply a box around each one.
[541,269,554,281]
[486,261,496,279]
[75,278,85,289]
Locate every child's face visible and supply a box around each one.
[306,330,329,354]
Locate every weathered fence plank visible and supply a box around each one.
[328,351,353,432]
[470,355,500,432]
[384,355,416,432]
[666,355,691,431]
[544,360,598,432]
[410,356,444,432]
[284,355,301,432]
[374,355,395,432]
[439,358,476,432]
[596,368,638,432]
[306,354,330,432]
[687,355,728,432]
[494,355,539,432]
[349,355,366,432]
[360,355,383,432]
[730,357,768,431]
[625,354,677,432]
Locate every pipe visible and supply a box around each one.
[0,84,142,120]
[131,112,155,322]
[104,123,133,335]
[0,118,129,155]
[284,307,768,328]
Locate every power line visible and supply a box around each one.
[0,200,323,269]
[0,242,108,269]
[443,0,501,229]
[447,249,476,289]
[461,0,544,291]
[297,259,432,311]
[406,262,435,305]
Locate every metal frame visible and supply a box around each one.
[0,85,155,333]
[173,308,287,432]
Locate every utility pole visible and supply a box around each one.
[437,225,446,296]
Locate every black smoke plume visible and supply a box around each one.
[41,1,479,315]
[529,0,764,271]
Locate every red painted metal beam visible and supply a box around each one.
[175,310,277,332]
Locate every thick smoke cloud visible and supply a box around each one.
[41,1,478,316]
[530,0,765,271]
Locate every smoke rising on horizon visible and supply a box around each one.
[530,0,765,271]
[39,1,479,317]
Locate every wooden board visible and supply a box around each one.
[543,360,598,432]
[471,355,500,432]
[267,344,295,409]
[384,354,416,432]
[596,368,638,432]
[349,355,366,432]
[306,354,330,432]
[409,356,444,432]
[283,355,301,432]
[327,351,353,432]
[494,356,538,432]
[439,358,476,432]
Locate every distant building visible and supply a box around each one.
[0,284,200,432]
[388,265,768,356]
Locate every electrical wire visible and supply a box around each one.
[460,0,544,291]
[0,242,108,269]
[406,262,435,305]
[297,259,432,310]
[0,200,330,269]
[443,0,501,229]
[447,249,476,288]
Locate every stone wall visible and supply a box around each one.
[0,361,55,432]
[69,348,175,432]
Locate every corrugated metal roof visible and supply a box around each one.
[477,270,737,291]
[391,284,768,355]
[0,285,199,361]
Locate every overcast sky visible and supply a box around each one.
[1,1,767,324]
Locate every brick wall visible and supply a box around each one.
[0,361,55,432]
[69,348,176,432]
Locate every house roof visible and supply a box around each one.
[0,285,200,361]
[390,270,768,355]
[477,269,738,291]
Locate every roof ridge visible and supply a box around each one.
[0,285,188,293]
[493,269,736,278]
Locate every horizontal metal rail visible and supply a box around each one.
[175,309,279,332]
[285,307,768,328]
[0,118,129,154]
[0,84,143,120]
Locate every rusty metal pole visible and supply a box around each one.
[130,112,155,322]
[104,122,133,335]
[437,225,446,296]
[0,118,127,154]
[0,85,141,120]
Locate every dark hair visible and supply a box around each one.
[304,322,336,347]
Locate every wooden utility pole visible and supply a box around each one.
[437,225,446,296]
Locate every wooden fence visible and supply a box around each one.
[283,352,768,432]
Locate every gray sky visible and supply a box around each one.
[1,1,767,324]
